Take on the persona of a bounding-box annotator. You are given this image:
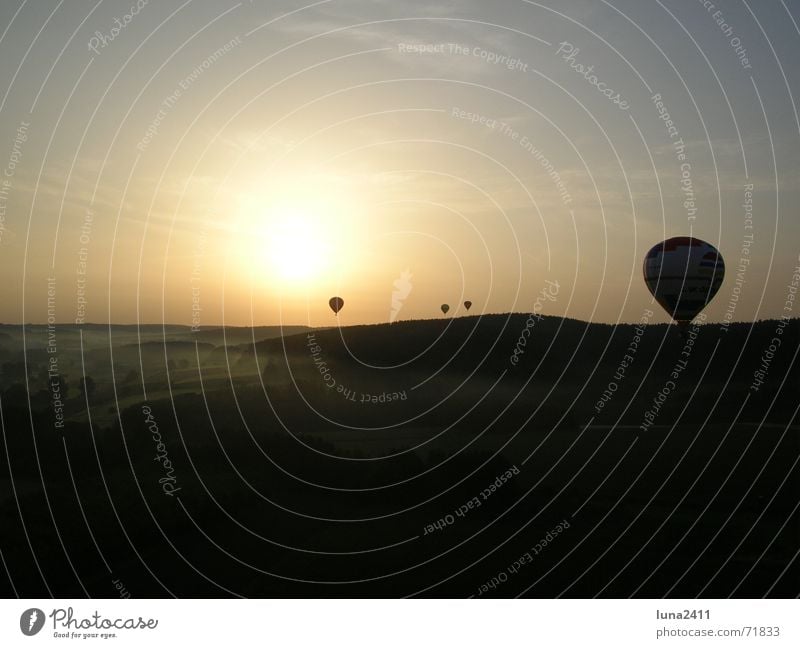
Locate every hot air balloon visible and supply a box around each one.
[643,237,724,325]
[464,301,472,311]
[441,304,450,315]
[329,296,344,315]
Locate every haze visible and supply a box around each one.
[0,0,797,327]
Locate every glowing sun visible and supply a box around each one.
[252,207,333,286]
[236,179,358,292]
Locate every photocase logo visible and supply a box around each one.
[389,269,413,323]
[20,608,45,636]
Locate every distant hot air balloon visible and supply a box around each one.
[441,304,450,315]
[329,296,344,315]
[643,237,724,325]
[464,301,472,311]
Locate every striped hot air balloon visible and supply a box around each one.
[643,237,724,324]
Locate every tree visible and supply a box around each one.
[79,375,96,399]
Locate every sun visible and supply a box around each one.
[234,177,361,293]
[250,208,330,285]
[261,210,328,282]
[237,193,339,290]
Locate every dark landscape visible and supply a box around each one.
[1,315,797,597]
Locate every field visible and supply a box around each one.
[0,316,797,597]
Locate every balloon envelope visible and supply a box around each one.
[464,301,472,311]
[643,237,724,322]
[441,304,450,314]
[329,296,344,314]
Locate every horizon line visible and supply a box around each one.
[1,314,796,328]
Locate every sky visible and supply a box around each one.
[0,0,798,327]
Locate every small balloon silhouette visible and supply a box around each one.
[441,304,450,315]
[463,301,472,311]
[329,297,344,315]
